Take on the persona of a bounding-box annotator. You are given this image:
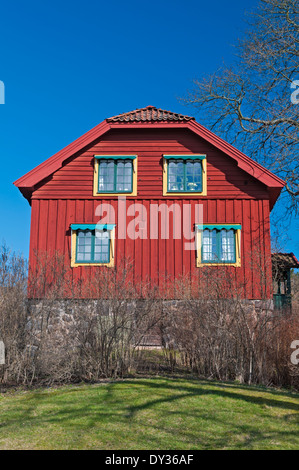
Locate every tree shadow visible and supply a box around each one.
[112,379,299,416]
[0,378,298,449]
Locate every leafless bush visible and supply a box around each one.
[0,244,28,384]
[162,269,299,389]
[1,247,298,390]
[3,252,162,385]
[72,297,161,381]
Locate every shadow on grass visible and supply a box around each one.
[119,379,299,415]
[0,378,298,449]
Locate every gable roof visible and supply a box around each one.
[14,106,285,208]
[107,105,194,122]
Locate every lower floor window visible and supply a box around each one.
[197,224,241,266]
[202,229,235,263]
[76,230,110,263]
[71,224,115,267]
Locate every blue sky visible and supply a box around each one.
[0,0,298,258]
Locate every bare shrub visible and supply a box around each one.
[1,246,298,390]
[162,269,299,389]
[0,244,28,384]
[23,254,162,385]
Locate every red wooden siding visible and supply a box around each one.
[28,127,273,299]
[29,198,272,299]
[32,129,269,200]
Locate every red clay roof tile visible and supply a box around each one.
[107,105,194,123]
[272,252,299,269]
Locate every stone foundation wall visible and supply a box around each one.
[27,298,274,348]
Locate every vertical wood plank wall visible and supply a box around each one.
[29,129,272,299]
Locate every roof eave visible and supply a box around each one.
[188,121,285,188]
[272,252,299,269]
[13,118,285,209]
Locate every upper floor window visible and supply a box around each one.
[93,155,137,196]
[168,159,202,192]
[196,224,241,267]
[70,224,115,267]
[163,155,207,196]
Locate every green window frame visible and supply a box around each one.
[167,157,203,193]
[200,227,239,264]
[96,156,135,193]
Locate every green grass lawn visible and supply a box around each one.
[0,377,298,450]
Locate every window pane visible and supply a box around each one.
[186,160,202,192]
[98,160,115,192]
[177,162,184,175]
[202,229,217,261]
[116,159,132,192]
[220,229,235,262]
[105,183,114,191]
[76,230,93,262]
[168,160,184,191]
[94,230,110,263]
[116,161,125,176]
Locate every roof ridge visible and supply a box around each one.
[107,106,194,122]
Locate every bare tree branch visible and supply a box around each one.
[181,0,299,216]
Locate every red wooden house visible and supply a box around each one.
[14,106,285,300]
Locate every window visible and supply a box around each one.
[163,155,207,196]
[196,224,241,267]
[168,159,202,192]
[94,155,137,196]
[70,224,115,267]
[98,159,132,193]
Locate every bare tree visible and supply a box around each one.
[182,0,299,216]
